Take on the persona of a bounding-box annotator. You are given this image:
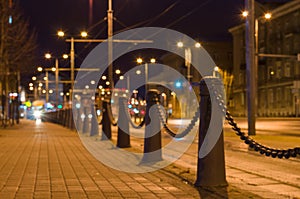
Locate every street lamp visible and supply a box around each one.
[57,30,88,100]
[136,58,156,96]
[242,6,272,135]
[176,41,201,117]
[44,53,68,105]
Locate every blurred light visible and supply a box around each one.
[29,83,33,87]
[177,42,183,48]
[32,76,37,81]
[85,85,90,89]
[136,70,141,75]
[97,110,101,116]
[119,75,124,80]
[60,92,64,96]
[102,76,107,80]
[43,77,48,81]
[76,103,81,109]
[62,54,69,59]
[57,30,65,37]
[98,85,103,89]
[49,90,53,94]
[38,83,43,87]
[37,67,43,72]
[66,92,70,96]
[136,58,143,64]
[175,80,182,89]
[171,91,176,96]
[57,104,63,109]
[8,16,12,24]
[264,12,272,19]
[106,81,110,85]
[29,87,34,91]
[150,58,156,63]
[242,11,248,17]
[90,80,96,85]
[45,53,51,59]
[195,42,201,48]
[115,69,121,74]
[81,31,88,38]
[51,67,56,71]
[42,90,46,94]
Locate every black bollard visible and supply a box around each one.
[90,103,99,136]
[195,77,227,187]
[117,97,130,148]
[101,100,112,140]
[76,105,82,132]
[82,106,89,134]
[141,89,162,163]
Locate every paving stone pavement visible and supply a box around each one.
[1,119,299,199]
[0,120,202,199]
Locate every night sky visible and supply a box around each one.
[19,0,245,58]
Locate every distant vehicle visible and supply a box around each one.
[31,100,45,121]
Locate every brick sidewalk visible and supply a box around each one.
[0,120,201,199]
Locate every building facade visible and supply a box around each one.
[229,0,300,117]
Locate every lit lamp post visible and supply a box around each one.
[44,52,69,106]
[176,41,201,117]
[136,57,156,97]
[242,8,271,135]
[57,30,88,100]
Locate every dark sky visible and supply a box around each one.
[19,0,246,58]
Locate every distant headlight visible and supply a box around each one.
[33,110,41,118]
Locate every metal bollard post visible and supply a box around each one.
[90,103,99,136]
[76,104,82,132]
[195,78,227,187]
[82,106,89,134]
[141,89,162,163]
[101,100,112,140]
[117,97,130,148]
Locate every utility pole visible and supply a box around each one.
[70,37,75,103]
[245,0,256,135]
[55,58,59,106]
[107,0,114,90]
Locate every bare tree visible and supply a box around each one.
[0,0,37,126]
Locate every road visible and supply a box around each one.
[110,117,300,198]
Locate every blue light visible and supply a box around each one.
[8,16,12,24]
[175,81,182,89]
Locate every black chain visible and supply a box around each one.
[106,103,118,126]
[210,78,300,159]
[156,104,199,139]
[121,100,145,129]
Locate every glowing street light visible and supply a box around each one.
[264,12,272,19]
[242,10,249,17]
[57,30,65,37]
[81,31,88,38]
[37,66,43,72]
[177,41,183,48]
[45,53,51,59]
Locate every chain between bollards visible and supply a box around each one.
[209,77,300,159]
